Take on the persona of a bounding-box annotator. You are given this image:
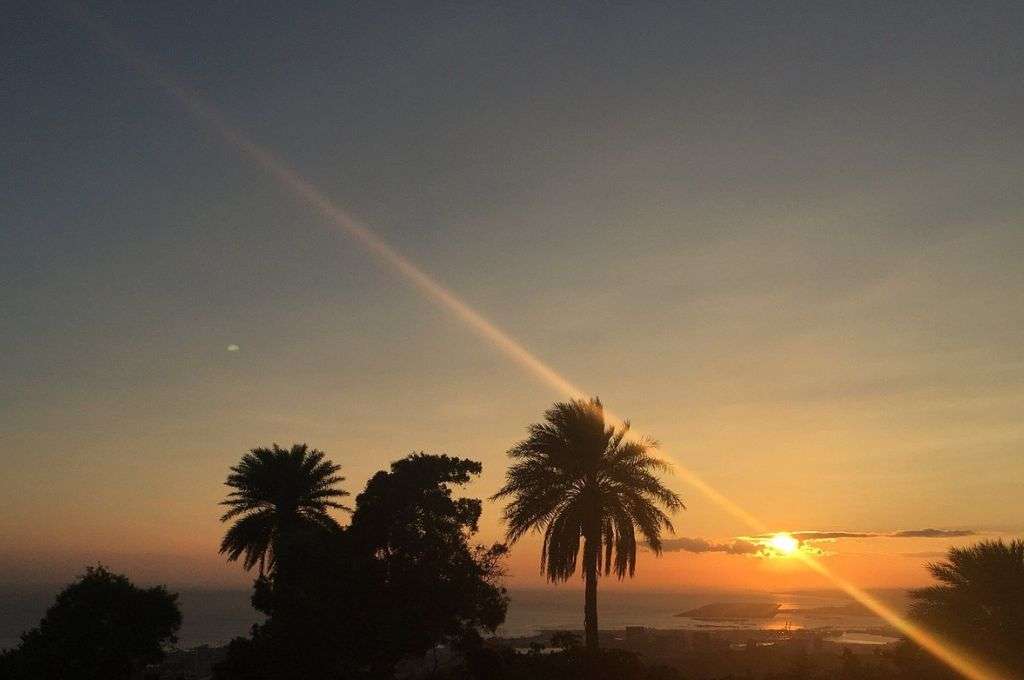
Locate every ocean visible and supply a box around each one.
[0,586,907,651]
[498,588,907,637]
[0,587,261,650]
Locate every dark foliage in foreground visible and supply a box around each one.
[454,644,686,680]
[214,453,508,680]
[905,538,1024,678]
[0,566,181,680]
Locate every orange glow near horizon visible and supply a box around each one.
[64,9,1012,679]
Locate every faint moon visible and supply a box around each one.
[227,344,240,352]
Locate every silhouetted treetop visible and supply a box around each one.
[219,443,349,574]
[908,538,1024,675]
[0,565,181,680]
[492,397,683,652]
[352,453,484,548]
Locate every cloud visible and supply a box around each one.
[661,537,760,555]
[750,529,976,542]
[788,531,878,540]
[227,344,240,352]
[662,536,815,559]
[889,529,975,538]
[662,529,978,559]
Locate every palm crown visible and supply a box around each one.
[493,398,684,580]
[220,443,350,574]
[909,539,1024,668]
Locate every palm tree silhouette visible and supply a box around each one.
[219,443,350,575]
[492,398,683,652]
[909,539,1024,673]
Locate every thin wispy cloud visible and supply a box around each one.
[660,537,760,555]
[661,535,819,559]
[889,529,976,538]
[663,529,978,558]
[755,529,976,542]
[788,531,877,540]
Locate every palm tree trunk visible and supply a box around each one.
[583,532,599,653]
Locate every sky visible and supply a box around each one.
[2,1,1022,592]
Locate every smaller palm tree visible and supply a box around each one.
[220,443,350,575]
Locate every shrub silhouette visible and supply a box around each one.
[0,565,181,680]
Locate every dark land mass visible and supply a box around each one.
[146,626,903,679]
[675,602,782,620]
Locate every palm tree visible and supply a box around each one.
[219,443,350,576]
[492,398,683,652]
[908,539,1024,673]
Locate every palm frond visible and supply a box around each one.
[218,443,350,574]
[494,397,684,583]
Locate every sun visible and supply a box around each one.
[768,532,800,556]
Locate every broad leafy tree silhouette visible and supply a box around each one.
[492,398,683,654]
[348,454,508,672]
[0,566,181,680]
